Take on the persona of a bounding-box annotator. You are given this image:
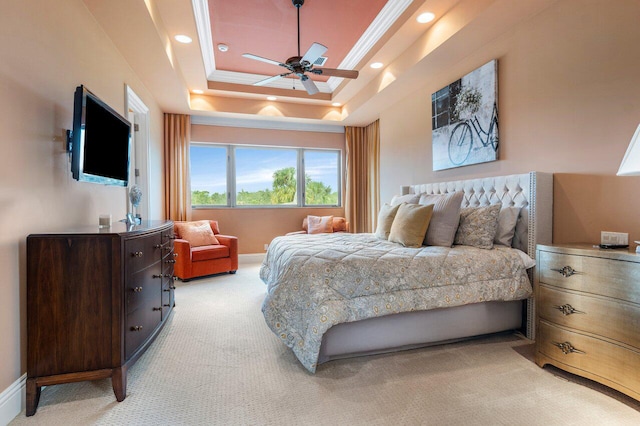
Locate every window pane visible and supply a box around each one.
[235,147,297,206]
[304,150,340,205]
[190,145,227,206]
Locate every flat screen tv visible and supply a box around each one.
[71,85,131,186]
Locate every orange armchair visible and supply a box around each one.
[173,220,238,281]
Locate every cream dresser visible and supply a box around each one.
[535,243,640,401]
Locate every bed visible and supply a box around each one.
[260,172,553,372]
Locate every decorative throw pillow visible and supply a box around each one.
[390,193,420,206]
[494,206,521,247]
[454,204,502,249]
[374,203,401,240]
[307,215,334,234]
[179,221,219,247]
[388,203,434,248]
[419,191,464,247]
[332,217,349,232]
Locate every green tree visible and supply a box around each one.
[271,167,297,204]
[306,180,337,205]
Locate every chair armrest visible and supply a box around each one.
[215,235,238,271]
[173,239,192,262]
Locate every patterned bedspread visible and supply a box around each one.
[260,233,533,372]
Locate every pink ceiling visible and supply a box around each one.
[208,0,387,82]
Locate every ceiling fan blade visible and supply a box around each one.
[253,73,292,86]
[300,75,319,95]
[312,68,359,79]
[242,53,286,68]
[300,42,328,66]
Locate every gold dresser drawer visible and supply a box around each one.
[538,284,640,350]
[535,243,640,402]
[538,320,640,400]
[538,250,640,301]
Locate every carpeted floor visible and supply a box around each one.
[11,263,640,425]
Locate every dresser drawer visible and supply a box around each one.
[125,305,162,359]
[125,234,162,273]
[538,320,640,395]
[126,269,162,314]
[538,284,640,350]
[538,250,640,301]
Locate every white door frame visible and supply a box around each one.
[125,85,150,221]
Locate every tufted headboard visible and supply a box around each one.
[401,171,553,339]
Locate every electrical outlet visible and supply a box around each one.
[601,231,628,246]
[264,244,269,251]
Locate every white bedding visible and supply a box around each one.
[260,232,534,372]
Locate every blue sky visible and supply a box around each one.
[190,145,339,194]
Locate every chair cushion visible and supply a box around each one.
[191,244,230,262]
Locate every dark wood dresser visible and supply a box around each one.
[535,243,640,401]
[26,220,176,416]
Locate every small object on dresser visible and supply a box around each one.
[98,214,111,228]
[635,241,640,253]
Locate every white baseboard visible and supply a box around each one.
[239,253,265,265]
[0,374,25,425]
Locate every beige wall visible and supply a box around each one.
[0,0,164,397]
[191,125,346,253]
[380,0,640,245]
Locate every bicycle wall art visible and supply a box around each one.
[431,60,499,171]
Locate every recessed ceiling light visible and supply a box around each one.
[174,34,192,44]
[192,89,204,94]
[370,62,384,69]
[267,96,277,101]
[417,12,435,23]
[332,102,341,107]
[217,43,229,52]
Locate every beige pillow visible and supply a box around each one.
[390,193,420,206]
[307,215,334,234]
[454,204,502,249]
[494,206,521,247]
[180,221,219,247]
[375,203,401,240]
[419,191,464,247]
[388,203,434,248]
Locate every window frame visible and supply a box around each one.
[189,143,342,209]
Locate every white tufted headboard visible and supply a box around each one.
[401,171,554,339]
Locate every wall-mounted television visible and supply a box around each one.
[70,85,131,186]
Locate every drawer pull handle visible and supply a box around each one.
[551,266,580,277]
[165,259,176,264]
[553,341,585,355]
[153,307,162,311]
[132,251,143,258]
[133,286,143,293]
[154,244,162,249]
[553,304,585,316]
[131,326,143,332]
[173,253,178,258]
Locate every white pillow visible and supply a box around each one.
[419,192,464,247]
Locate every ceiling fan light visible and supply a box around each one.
[217,43,229,52]
[370,62,384,69]
[174,34,192,44]
[417,12,435,23]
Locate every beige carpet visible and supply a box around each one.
[11,263,640,425]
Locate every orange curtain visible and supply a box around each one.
[163,113,191,221]
[345,119,380,233]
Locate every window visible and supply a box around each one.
[190,144,342,208]
[190,145,227,206]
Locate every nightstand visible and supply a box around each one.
[535,243,640,401]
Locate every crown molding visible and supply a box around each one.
[192,0,414,93]
[191,115,345,133]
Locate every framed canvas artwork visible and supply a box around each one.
[431,60,499,171]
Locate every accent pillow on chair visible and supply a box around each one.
[177,221,219,247]
[307,215,334,234]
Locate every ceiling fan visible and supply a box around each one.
[242,0,359,95]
